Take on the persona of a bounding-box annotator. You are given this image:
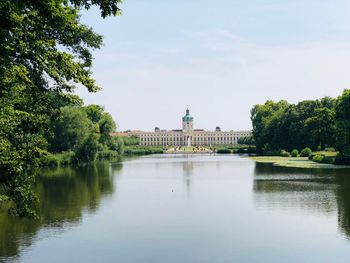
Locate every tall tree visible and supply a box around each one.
[335,90,350,155]
[305,108,336,150]
[51,106,95,152]
[0,0,122,216]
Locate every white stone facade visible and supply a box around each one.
[139,109,251,146]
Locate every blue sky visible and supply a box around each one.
[77,0,350,131]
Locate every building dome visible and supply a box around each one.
[215,126,221,132]
[154,127,160,132]
[182,108,193,122]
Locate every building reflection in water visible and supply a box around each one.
[0,161,123,261]
[253,163,350,239]
[182,157,194,197]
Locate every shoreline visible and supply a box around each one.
[250,156,350,169]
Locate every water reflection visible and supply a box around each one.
[253,163,350,239]
[0,161,122,261]
[182,159,194,197]
[335,175,350,238]
[2,156,350,262]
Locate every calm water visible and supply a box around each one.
[1,154,350,263]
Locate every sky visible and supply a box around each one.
[77,0,350,132]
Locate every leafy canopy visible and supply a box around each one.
[0,0,122,216]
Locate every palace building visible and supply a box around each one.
[139,108,251,146]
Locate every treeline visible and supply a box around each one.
[251,89,350,164]
[41,104,124,167]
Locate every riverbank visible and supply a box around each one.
[250,156,350,169]
[166,146,213,154]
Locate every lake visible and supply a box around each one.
[1,154,350,262]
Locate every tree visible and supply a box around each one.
[250,96,338,154]
[99,112,117,146]
[113,137,125,155]
[85,105,105,123]
[237,135,255,145]
[51,106,95,152]
[83,105,116,147]
[0,0,122,216]
[335,90,350,155]
[75,134,99,163]
[251,100,289,152]
[305,108,336,150]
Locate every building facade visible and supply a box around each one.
[139,109,251,146]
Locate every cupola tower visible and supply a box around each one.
[182,108,194,132]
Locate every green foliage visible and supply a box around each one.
[250,91,350,163]
[39,154,60,168]
[335,90,350,155]
[97,150,118,160]
[251,95,339,154]
[212,144,256,153]
[233,147,256,154]
[237,136,255,145]
[99,113,116,145]
[312,154,325,163]
[114,137,125,155]
[300,147,312,157]
[279,150,291,157]
[57,151,76,166]
[310,154,336,164]
[334,154,350,165]
[217,149,232,154]
[51,106,95,152]
[0,0,122,216]
[84,104,117,147]
[291,149,299,157]
[251,100,289,152]
[84,105,105,123]
[120,136,140,146]
[124,146,165,155]
[305,108,336,150]
[75,134,99,163]
[49,104,118,163]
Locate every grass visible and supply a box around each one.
[250,156,350,169]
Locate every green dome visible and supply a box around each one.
[182,116,193,122]
[182,108,193,122]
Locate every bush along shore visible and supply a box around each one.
[38,138,166,169]
[215,145,256,154]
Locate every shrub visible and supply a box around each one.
[57,151,75,166]
[311,154,336,164]
[291,149,299,157]
[300,147,312,157]
[39,153,59,167]
[217,148,231,154]
[75,134,99,162]
[279,150,291,157]
[97,150,118,159]
[322,156,335,164]
[124,146,165,155]
[312,154,325,163]
[308,153,315,160]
